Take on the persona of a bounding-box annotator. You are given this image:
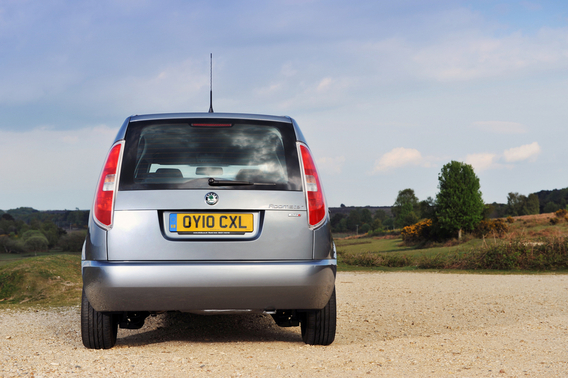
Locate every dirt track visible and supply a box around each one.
[1,272,567,377]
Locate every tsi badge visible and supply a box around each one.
[205,192,219,206]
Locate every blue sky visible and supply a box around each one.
[1,0,567,210]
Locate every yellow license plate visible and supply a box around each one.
[169,213,254,234]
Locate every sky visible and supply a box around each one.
[1,0,568,210]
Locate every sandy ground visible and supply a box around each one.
[1,272,567,377]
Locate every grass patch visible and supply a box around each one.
[0,250,81,266]
[335,237,414,254]
[0,254,82,308]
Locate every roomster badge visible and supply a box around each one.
[205,192,219,205]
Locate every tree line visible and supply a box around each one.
[330,207,393,235]
[0,208,88,254]
[330,160,484,238]
[332,160,568,241]
[0,207,89,229]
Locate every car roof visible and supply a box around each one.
[113,112,307,144]
[128,112,293,123]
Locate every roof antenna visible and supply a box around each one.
[208,53,214,113]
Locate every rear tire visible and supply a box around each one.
[301,287,336,345]
[81,289,118,349]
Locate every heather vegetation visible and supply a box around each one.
[337,212,568,271]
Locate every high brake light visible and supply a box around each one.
[93,142,123,228]
[300,144,326,228]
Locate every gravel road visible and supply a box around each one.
[1,272,567,377]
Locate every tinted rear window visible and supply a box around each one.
[119,119,302,191]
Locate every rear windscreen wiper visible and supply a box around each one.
[208,178,276,186]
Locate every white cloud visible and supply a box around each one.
[463,142,541,172]
[372,147,426,173]
[472,121,527,134]
[411,29,568,82]
[316,77,333,92]
[503,142,541,162]
[465,153,499,172]
[317,156,346,175]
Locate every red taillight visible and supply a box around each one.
[94,142,123,228]
[300,144,326,227]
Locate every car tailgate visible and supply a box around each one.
[107,190,312,261]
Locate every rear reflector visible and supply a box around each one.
[94,142,123,228]
[300,145,326,227]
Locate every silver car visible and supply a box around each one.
[81,113,336,349]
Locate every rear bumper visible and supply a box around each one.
[82,259,336,312]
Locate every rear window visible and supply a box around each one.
[119,119,302,191]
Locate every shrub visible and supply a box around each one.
[506,216,515,223]
[415,253,447,269]
[401,219,433,243]
[24,235,49,252]
[555,209,567,218]
[0,236,26,254]
[58,231,87,252]
[474,219,509,238]
[360,223,371,234]
[338,251,412,268]
[461,237,568,270]
[550,217,561,225]
[368,228,385,237]
[22,230,45,241]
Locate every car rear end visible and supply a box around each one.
[81,113,336,348]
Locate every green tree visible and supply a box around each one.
[330,213,345,232]
[373,209,387,222]
[392,189,420,228]
[22,230,45,241]
[360,209,373,225]
[435,161,484,240]
[506,192,523,216]
[58,231,87,252]
[360,223,371,234]
[419,197,436,220]
[371,218,383,231]
[24,235,48,254]
[526,193,540,215]
[0,235,25,254]
[543,201,560,213]
[1,213,15,222]
[346,209,361,231]
[41,221,65,248]
[338,218,348,232]
[483,203,496,219]
[507,192,541,216]
[383,217,394,230]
